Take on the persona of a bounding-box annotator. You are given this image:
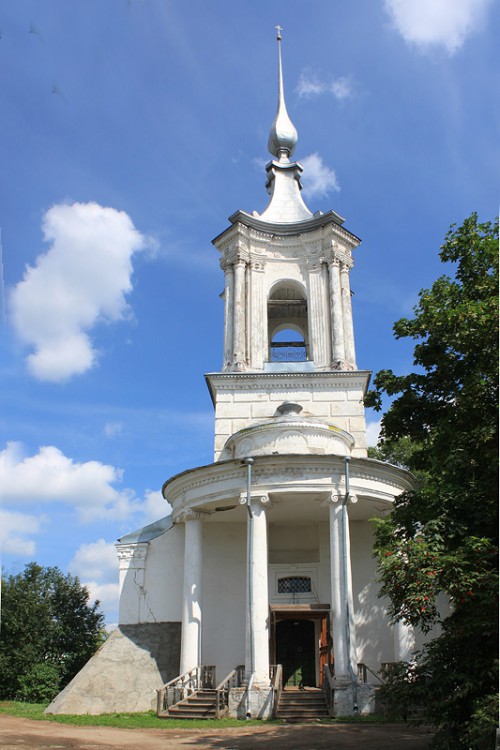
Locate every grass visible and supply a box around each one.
[0,701,263,728]
[0,701,400,729]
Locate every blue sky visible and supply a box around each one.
[1,0,498,625]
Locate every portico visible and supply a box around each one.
[164,451,415,703]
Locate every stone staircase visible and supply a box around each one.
[275,687,330,722]
[162,689,221,719]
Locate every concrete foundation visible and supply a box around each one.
[333,679,376,716]
[228,686,275,719]
[45,623,181,715]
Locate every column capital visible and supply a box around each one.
[340,258,354,272]
[249,258,266,272]
[326,491,358,505]
[220,257,233,272]
[177,508,204,522]
[239,493,271,507]
[308,261,323,273]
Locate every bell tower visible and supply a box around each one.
[207,28,368,462]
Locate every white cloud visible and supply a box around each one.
[0,509,45,555]
[366,419,382,447]
[69,539,120,619]
[9,202,147,382]
[142,489,172,524]
[297,70,352,100]
[301,153,340,198]
[69,538,119,582]
[384,0,493,53]
[0,442,140,522]
[103,421,123,438]
[82,580,120,617]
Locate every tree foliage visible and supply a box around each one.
[366,214,499,749]
[0,562,105,702]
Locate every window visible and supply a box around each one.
[278,576,312,594]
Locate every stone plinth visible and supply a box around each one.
[45,623,181,715]
[332,678,376,716]
[228,686,275,719]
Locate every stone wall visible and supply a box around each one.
[45,622,181,715]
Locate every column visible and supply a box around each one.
[222,262,234,372]
[244,495,271,686]
[308,263,329,368]
[232,258,247,370]
[394,620,416,662]
[328,259,346,369]
[329,495,357,678]
[340,262,356,369]
[179,514,203,675]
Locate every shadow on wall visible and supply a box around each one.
[355,583,395,668]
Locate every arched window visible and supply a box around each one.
[268,283,309,362]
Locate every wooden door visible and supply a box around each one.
[319,614,333,686]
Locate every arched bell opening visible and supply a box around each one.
[267,281,309,363]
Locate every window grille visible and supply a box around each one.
[277,576,312,594]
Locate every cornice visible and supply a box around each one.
[205,370,372,406]
[212,210,361,250]
[163,454,416,507]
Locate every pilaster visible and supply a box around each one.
[340,261,356,369]
[221,261,234,371]
[248,260,266,370]
[307,261,330,368]
[232,257,247,371]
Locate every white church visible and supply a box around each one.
[47,32,421,719]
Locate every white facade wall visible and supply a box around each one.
[209,374,369,460]
[350,521,395,668]
[201,523,247,681]
[118,526,184,625]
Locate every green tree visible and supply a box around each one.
[366,214,499,749]
[0,562,105,702]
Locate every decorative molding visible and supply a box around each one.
[116,543,148,566]
[239,493,270,507]
[164,456,414,507]
[175,509,205,522]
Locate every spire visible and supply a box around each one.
[258,26,313,224]
[267,26,298,161]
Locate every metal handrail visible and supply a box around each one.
[357,662,386,685]
[156,665,216,715]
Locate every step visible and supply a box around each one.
[276,688,330,721]
[163,689,223,720]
